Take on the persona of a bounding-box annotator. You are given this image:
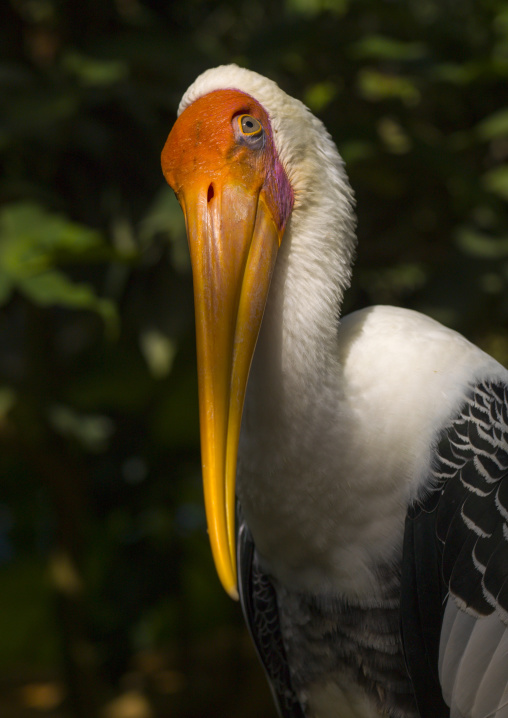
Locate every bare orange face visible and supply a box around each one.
[161,89,293,597]
[162,89,292,235]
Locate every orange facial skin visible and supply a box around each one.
[161,90,293,597]
[161,89,292,236]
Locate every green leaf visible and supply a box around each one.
[339,140,376,164]
[304,81,338,112]
[0,202,104,270]
[0,387,16,418]
[286,0,349,16]
[48,404,115,452]
[432,62,481,85]
[358,69,420,104]
[139,330,177,379]
[62,52,128,87]
[20,271,117,328]
[352,36,426,62]
[483,165,508,199]
[0,202,117,329]
[456,228,508,258]
[477,108,508,140]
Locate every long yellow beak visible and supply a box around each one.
[161,88,292,598]
[183,180,280,598]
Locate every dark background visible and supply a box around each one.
[1,0,508,716]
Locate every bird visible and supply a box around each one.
[161,65,508,718]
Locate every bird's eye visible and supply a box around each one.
[238,114,263,136]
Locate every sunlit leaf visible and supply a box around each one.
[339,140,376,164]
[0,202,117,328]
[432,62,480,84]
[286,0,348,16]
[483,165,508,199]
[0,202,104,262]
[304,81,338,112]
[139,330,177,379]
[358,69,420,104]
[48,405,115,452]
[0,387,16,418]
[20,271,116,324]
[377,117,412,153]
[456,228,508,258]
[62,52,128,86]
[477,108,508,139]
[352,36,426,61]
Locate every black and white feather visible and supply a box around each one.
[403,380,508,718]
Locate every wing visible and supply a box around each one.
[237,506,305,718]
[402,380,508,718]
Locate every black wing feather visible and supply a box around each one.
[401,503,449,717]
[237,507,305,718]
[402,380,508,716]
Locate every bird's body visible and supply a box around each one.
[241,305,508,717]
[162,65,508,717]
[242,304,505,595]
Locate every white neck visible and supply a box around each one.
[245,118,356,442]
[238,140,360,593]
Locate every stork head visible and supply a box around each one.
[162,65,355,598]
[161,69,294,597]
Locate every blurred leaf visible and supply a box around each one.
[286,0,349,16]
[456,228,508,258]
[0,202,117,328]
[339,140,376,164]
[358,69,420,104]
[140,330,177,379]
[304,81,338,112]
[62,52,128,87]
[432,62,480,85]
[48,405,115,452]
[0,387,16,418]
[20,271,115,322]
[477,108,508,140]
[483,165,508,199]
[352,36,426,61]
[377,117,412,154]
[0,202,105,264]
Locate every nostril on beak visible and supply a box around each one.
[207,184,214,203]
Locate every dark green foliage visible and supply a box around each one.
[1,0,508,715]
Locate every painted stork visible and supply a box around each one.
[161,65,508,718]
